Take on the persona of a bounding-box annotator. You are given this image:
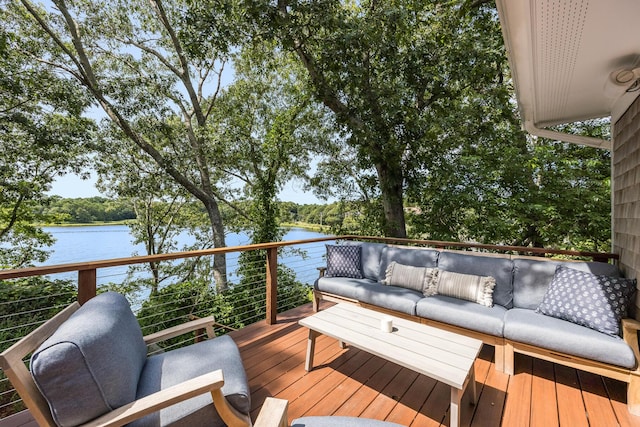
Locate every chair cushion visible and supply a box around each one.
[504,308,636,369]
[131,334,250,427]
[512,258,621,309]
[292,416,405,427]
[30,292,148,427]
[416,295,507,336]
[325,244,363,278]
[536,265,636,336]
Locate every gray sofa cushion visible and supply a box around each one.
[31,292,148,427]
[315,277,376,300]
[512,258,622,309]
[292,416,405,427]
[379,246,439,280]
[437,252,514,308]
[345,241,386,280]
[416,295,507,336]
[355,283,424,316]
[131,335,250,427]
[504,308,636,369]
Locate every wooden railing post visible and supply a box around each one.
[77,269,97,305]
[266,247,278,325]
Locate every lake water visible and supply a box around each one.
[41,225,333,288]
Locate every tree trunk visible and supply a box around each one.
[376,162,407,238]
[203,197,228,292]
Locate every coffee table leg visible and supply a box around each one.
[450,387,462,427]
[470,367,477,405]
[305,330,319,371]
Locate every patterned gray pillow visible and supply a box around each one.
[536,265,637,337]
[325,244,363,278]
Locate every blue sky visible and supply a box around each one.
[48,173,326,204]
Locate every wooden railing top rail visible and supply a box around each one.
[0,235,617,281]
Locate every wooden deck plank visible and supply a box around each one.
[502,354,533,427]
[554,365,589,427]
[468,347,509,427]
[5,304,640,427]
[604,377,639,427]
[358,367,420,421]
[577,371,620,427]
[385,374,438,425]
[299,351,381,417]
[530,358,559,427]
[332,361,403,417]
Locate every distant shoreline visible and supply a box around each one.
[42,221,329,233]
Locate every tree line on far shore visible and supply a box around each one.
[41,196,346,229]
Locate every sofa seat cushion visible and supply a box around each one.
[292,416,405,427]
[416,296,507,336]
[355,283,424,315]
[31,292,148,427]
[131,335,250,427]
[315,277,375,300]
[504,308,636,369]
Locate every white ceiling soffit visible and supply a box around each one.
[495,0,640,149]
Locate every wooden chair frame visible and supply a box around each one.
[0,301,261,427]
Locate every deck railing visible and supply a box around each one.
[0,234,618,419]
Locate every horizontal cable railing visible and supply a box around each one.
[0,235,617,419]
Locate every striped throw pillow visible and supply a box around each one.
[383,262,437,293]
[430,270,496,307]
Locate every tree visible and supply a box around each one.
[238,0,511,238]
[0,8,94,268]
[9,0,243,288]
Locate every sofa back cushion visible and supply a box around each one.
[437,251,514,308]
[31,292,148,427]
[379,246,439,281]
[344,241,386,281]
[512,258,621,309]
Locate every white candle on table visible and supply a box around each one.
[381,316,393,333]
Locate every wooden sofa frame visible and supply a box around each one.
[313,286,640,415]
[0,301,287,427]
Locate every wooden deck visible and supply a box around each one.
[232,303,640,427]
[3,302,640,427]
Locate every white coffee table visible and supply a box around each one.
[299,303,482,427]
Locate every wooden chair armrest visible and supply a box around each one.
[317,266,326,278]
[623,318,640,373]
[143,316,217,345]
[80,370,226,427]
[254,397,288,427]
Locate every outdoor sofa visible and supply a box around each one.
[313,242,640,414]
